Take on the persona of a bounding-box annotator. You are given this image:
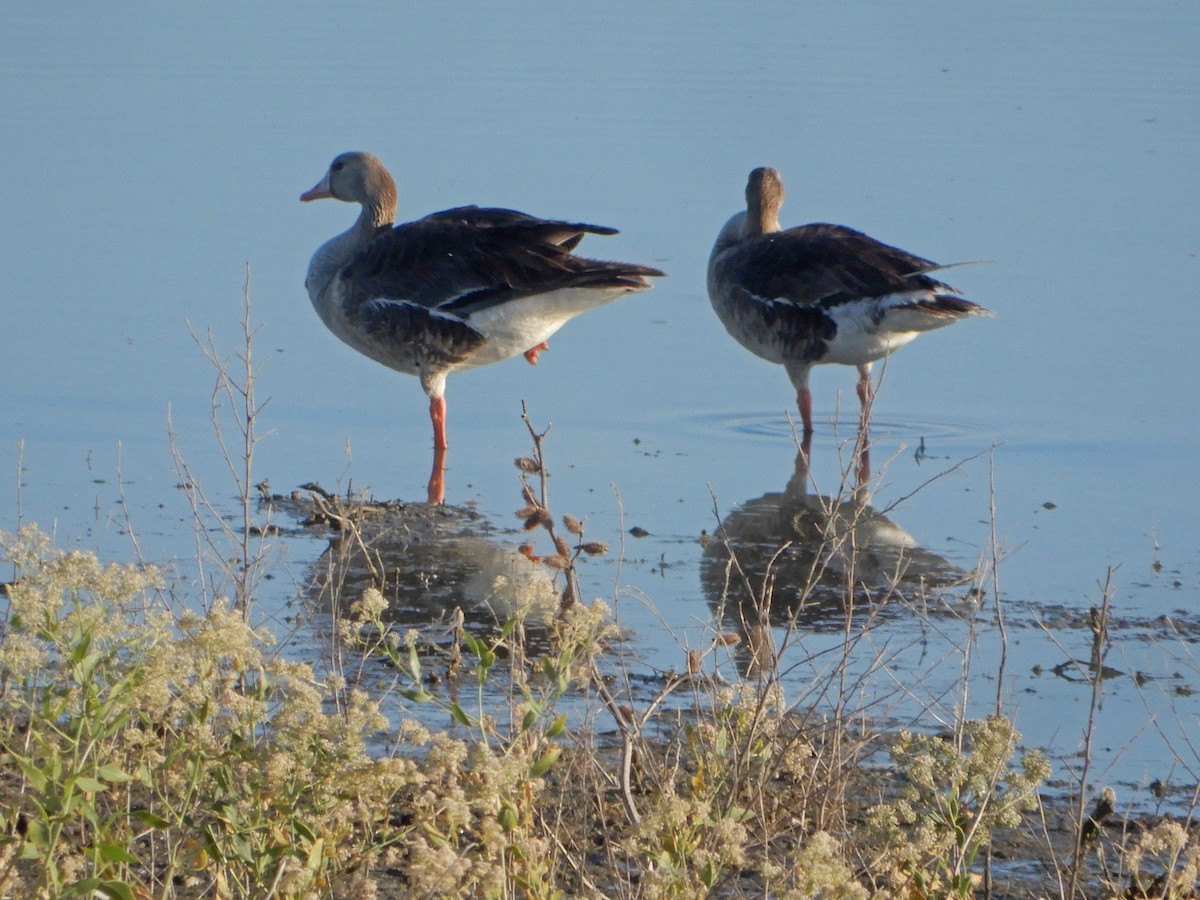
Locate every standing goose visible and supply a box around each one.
[302,151,663,504]
[708,167,990,437]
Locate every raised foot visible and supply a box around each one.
[523,342,550,365]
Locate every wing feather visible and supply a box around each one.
[340,209,661,318]
[716,223,956,307]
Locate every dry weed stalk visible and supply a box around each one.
[170,264,276,619]
[1066,567,1118,898]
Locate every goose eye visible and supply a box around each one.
[332,160,344,172]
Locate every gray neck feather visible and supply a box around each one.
[305,209,385,304]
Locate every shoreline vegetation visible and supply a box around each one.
[2,282,1198,898]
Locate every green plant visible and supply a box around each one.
[0,526,410,898]
[865,714,1050,898]
[0,526,160,898]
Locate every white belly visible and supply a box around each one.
[823,301,921,365]
[457,285,636,369]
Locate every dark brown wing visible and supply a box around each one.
[421,205,618,247]
[341,207,660,318]
[716,223,954,308]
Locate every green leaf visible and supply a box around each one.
[401,688,434,704]
[303,836,326,872]
[292,818,317,843]
[547,713,568,738]
[498,804,518,833]
[450,703,474,728]
[529,745,562,779]
[61,787,81,817]
[96,764,133,784]
[81,798,100,832]
[61,877,103,897]
[75,648,105,683]
[186,757,203,783]
[405,643,423,682]
[75,775,108,793]
[131,809,172,829]
[63,877,136,899]
[67,628,93,665]
[16,757,48,793]
[97,841,139,865]
[232,834,255,864]
[98,881,137,900]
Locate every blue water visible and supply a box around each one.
[3,3,1199,815]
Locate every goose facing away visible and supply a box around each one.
[301,151,664,504]
[707,167,990,436]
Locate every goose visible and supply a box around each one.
[301,152,663,503]
[707,167,990,436]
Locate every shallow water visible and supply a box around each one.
[3,3,1199,818]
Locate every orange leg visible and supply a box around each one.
[427,396,448,504]
[796,387,814,436]
[523,341,550,365]
[427,445,447,505]
[430,395,448,450]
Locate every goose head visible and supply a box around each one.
[745,166,784,236]
[710,165,787,272]
[301,151,398,226]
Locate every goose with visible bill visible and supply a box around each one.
[302,151,664,504]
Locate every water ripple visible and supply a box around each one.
[690,409,989,448]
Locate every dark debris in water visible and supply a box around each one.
[1024,603,1200,642]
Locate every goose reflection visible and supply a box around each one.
[702,443,967,645]
[305,498,558,629]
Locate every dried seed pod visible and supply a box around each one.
[717,631,742,647]
[518,542,540,562]
[553,536,572,558]
[519,509,551,530]
[514,456,541,473]
[562,514,584,536]
[687,648,703,675]
[521,484,537,505]
[579,541,609,557]
[543,554,571,570]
